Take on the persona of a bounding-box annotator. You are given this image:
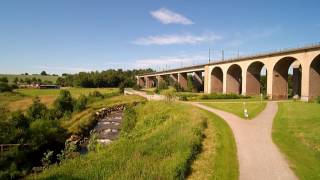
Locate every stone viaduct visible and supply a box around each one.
[137,44,320,101]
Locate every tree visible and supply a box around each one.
[26,97,48,120]
[54,90,74,114]
[0,82,13,92]
[0,77,8,83]
[13,77,19,84]
[41,71,47,76]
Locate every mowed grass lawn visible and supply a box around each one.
[272,102,320,180]
[0,88,119,111]
[30,101,238,180]
[201,102,267,119]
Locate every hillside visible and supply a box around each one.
[0,74,60,84]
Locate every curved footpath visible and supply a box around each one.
[192,101,297,180]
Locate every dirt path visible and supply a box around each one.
[192,101,297,180]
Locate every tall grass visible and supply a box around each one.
[30,101,206,179]
[62,95,145,135]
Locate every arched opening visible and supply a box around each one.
[226,64,242,94]
[246,61,267,96]
[211,67,223,93]
[272,57,301,100]
[309,54,320,100]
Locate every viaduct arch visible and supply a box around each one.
[137,44,320,101]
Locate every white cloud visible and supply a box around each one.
[134,54,208,69]
[150,8,193,25]
[133,33,221,45]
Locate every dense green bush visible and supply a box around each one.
[27,97,48,120]
[0,82,13,92]
[0,77,8,83]
[199,93,250,100]
[316,96,320,104]
[53,90,74,115]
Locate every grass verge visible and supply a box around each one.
[201,102,266,119]
[272,102,320,180]
[188,109,238,180]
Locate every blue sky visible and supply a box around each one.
[0,0,319,74]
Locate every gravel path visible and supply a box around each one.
[192,101,297,180]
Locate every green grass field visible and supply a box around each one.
[0,74,59,84]
[201,102,267,119]
[272,102,320,180]
[0,88,119,111]
[29,101,238,179]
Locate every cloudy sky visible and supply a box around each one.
[0,0,320,74]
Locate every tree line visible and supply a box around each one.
[56,69,154,88]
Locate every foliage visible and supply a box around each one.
[173,82,184,92]
[199,93,250,100]
[154,80,168,94]
[178,94,188,101]
[0,82,13,92]
[316,96,320,104]
[26,96,48,120]
[53,90,74,115]
[0,76,9,83]
[187,75,198,92]
[73,94,88,112]
[40,71,47,76]
[56,69,154,88]
[56,142,79,163]
[160,88,177,101]
[41,150,54,169]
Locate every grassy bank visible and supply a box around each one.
[272,102,320,180]
[188,109,238,180]
[30,101,207,179]
[63,95,145,135]
[201,102,267,119]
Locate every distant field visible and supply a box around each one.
[0,88,119,111]
[0,74,59,84]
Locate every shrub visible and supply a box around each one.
[0,82,13,92]
[173,82,184,92]
[0,77,8,83]
[178,95,188,101]
[199,93,250,100]
[132,84,141,90]
[161,88,177,101]
[73,94,88,112]
[53,90,74,114]
[27,97,48,120]
[88,90,104,98]
[316,96,320,104]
